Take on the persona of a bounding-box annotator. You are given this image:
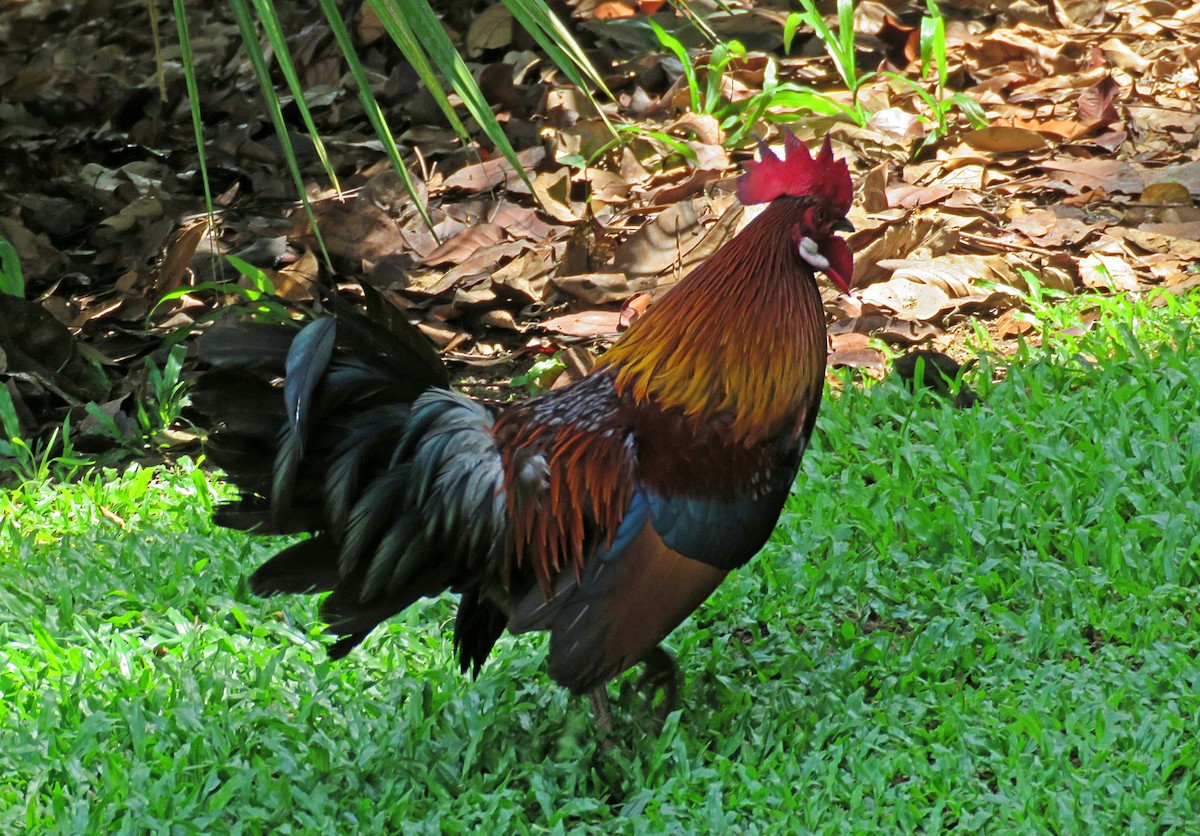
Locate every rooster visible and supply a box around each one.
[194,132,854,726]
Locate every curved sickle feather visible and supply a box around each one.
[273,317,336,526]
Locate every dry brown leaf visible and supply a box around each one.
[686,141,730,172]
[670,113,722,146]
[829,315,941,345]
[553,273,654,305]
[828,346,886,373]
[531,169,584,224]
[861,164,890,213]
[418,224,506,267]
[860,277,951,321]
[153,219,207,299]
[442,147,545,193]
[1100,38,1150,74]
[848,212,947,288]
[1007,209,1103,247]
[612,200,706,278]
[490,202,559,240]
[886,184,955,208]
[1140,221,1200,239]
[619,292,652,329]
[1040,159,1145,194]
[829,332,871,352]
[963,127,1050,153]
[1115,228,1200,261]
[645,168,727,206]
[476,308,522,331]
[994,308,1036,340]
[1080,252,1138,291]
[466,3,513,57]
[539,310,622,338]
[886,253,1026,296]
[491,249,553,301]
[1139,182,1192,206]
[419,241,530,296]
[869,108,925,144]
[587,169,632,208]
[356,1,385,43]
[275,249,319,300]
[1144,162,1200,196]
[1077,75,1121,122]
[295,199,407,266]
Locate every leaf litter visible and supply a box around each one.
[0,0,1198,458]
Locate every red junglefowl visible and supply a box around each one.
[194,132,854,727]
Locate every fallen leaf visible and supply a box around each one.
[613,199,705,278]
[531,168,584,223]
[1139,181,1193,206]
[1041,159,1145,194]
[553,273,652,305]
[829,315,941,345]
[491,249,553,301]
[860,277,951,321]
[828,347,886,373]
[153,219,208,299]
[295,199,407,266]
[1076,74,1121,122]
[995,308,1036,340]
[963,127,1050,153]
[1080,252,1138,291]
[275,248,319,300]
[539,310,622,338]
[418,224,506,267]
[619,292,652,329]
[466,3,513,57]
[442,147,545,192]
[1115,228,1200,261]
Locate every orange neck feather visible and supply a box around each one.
[595,200,828,445]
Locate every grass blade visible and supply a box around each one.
[249,0,343,194]
[370,0,530,188]
[227,0,333,270]
[170,0,214,222]
[316,0,436,233]
[0,234,24,298]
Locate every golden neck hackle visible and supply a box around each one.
[595,200,828,445]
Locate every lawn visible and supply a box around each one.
[3,291,1200,833]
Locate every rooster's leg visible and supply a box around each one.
[639,645,679,725]
[587,686,614,734]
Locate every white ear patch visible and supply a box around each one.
[798,236,830,271]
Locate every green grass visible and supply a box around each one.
[3,293,1200,832]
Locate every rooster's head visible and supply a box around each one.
[737,132,854,293]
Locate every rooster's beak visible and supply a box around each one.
[834,218,855,234]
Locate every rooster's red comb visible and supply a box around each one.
[737,132,853,214]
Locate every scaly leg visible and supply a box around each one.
[587,686,614,735]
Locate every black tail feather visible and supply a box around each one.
[196,296,486,663]
[249,536,341,596]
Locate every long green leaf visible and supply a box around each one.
[365,1,469,143]
[0,235,24,298]
[649,19,700,113]
[316,0,436,233]
[227,0,333,270]
[370,0,529,188]
[249,0,342,193]
[837,0,856,83]
[501,0,615,132]
[171,0,213,220]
